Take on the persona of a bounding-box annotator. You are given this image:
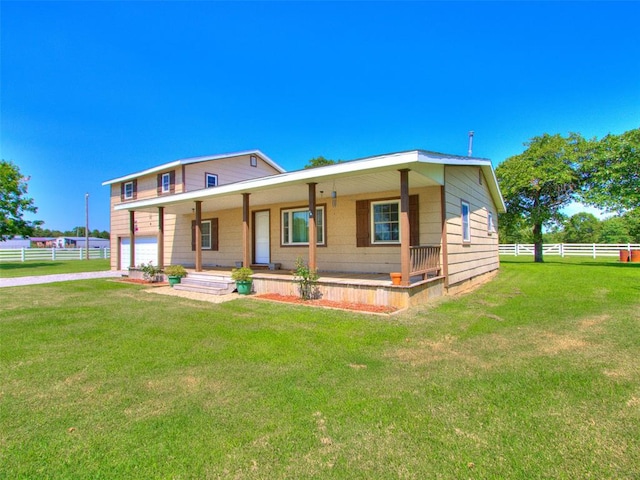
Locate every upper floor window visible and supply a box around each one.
[371,200,400,244]
[124,181,134,200]
[250,155,258,167]
[461,200,471,243]
[281,206,325,246]
[205,173,218,188]
[161,173,171,193]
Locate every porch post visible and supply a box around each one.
[195,201,202,272]
[128,210,136,268]
[440,184,449,287]
[399,169,411,286]
[242,193,250,268]
[157,207,165,269]
[308,183,317,270]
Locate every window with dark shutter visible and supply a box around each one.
[157,171,175,195]
[356,196,420,246]
[191,218,219,251]
[122,180,136,201]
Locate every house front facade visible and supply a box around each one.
[103,149,505,308]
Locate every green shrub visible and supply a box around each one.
[293,256,319,300]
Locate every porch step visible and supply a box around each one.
[173,273,236,295]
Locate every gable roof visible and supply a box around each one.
[102,149,285,186]
[112,149,506,213]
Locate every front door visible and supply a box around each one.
[254,210,270,264]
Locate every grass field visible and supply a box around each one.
[0,259,111,278]
[1,258,638,478]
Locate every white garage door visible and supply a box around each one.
[120,236,158,268]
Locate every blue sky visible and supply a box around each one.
[1,1,638,232]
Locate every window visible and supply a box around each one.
[371,200,400,244]
[201,220,212,249]
[487,211,496,234]
[161,173,170,193]
[157,171,175,195]
[250,155,257,167]
[124,181,134,200]
[356,195,419,247]
[191,218,218,251]
[281,206,325,245]
[461,201,471,243]
[205,173,218,188]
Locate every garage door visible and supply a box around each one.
[120,236,158,268]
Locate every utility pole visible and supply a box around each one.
[85,193,89,260]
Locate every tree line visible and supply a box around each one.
[500,211,639,245]
[32,226,110,240]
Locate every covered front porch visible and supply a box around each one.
[179,264,445,310]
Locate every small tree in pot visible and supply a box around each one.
[164,265,187,287]
[231,266,253,295]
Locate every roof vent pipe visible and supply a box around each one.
[468,131,474,157]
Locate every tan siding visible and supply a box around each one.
[444,166,499,286]
[183,154,280,191]
[108,154,280,269]
[153,185,443,274]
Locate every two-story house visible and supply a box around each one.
[103,148,505,308]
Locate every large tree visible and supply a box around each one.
[0,160,41,239]
[304,156,336,169]
[496,133,586,262]
[580,128,640,212]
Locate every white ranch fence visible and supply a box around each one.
[499,243,639,258]
[0,248,111,262]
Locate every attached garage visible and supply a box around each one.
[120,236,158,269]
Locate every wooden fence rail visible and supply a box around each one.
[0,248,111,262]
[499,243,640,258]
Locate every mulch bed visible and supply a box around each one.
[255,293,398,314]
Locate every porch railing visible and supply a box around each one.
[410,245,441,279]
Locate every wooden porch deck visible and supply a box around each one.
[192,266,445,309]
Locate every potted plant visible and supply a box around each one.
[164,264,187,287]
[139,262,163,283]
[231,266,253,295]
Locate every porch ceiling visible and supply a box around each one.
[130,164,442,216]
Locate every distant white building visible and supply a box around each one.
[0,236,31,249]
[56,237,110,249]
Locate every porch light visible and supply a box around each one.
[331,181,337,207]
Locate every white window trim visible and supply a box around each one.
[161,173,171,193]
[250,155,258,167]
[205,173,218,188]
[124,181,134,200]
[461,200,471,243]
[281,206,325,245]
[201,220,212,250]
[371,199,401,244]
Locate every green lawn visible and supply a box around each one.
[0,259,111,278]
[1,259,638,478]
